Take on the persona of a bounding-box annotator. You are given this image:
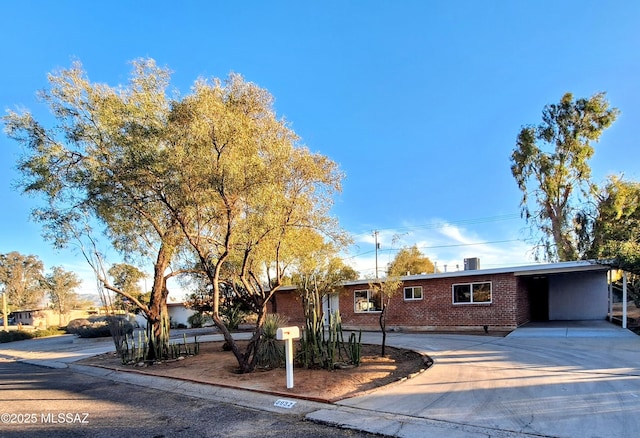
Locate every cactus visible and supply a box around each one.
[348,331,362,366]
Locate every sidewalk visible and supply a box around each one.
[2,325,640,438]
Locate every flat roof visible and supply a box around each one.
[342,260,610,286]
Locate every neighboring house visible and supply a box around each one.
[167,302,197,328]
[271,260,613,332]
[11,308,90,328]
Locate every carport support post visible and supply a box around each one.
[2,291,7,332]
[608,270,613,322]
[623,271,628,329]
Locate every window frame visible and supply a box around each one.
[354,289,382,313]
[452,281,492,304]
[403,286,423,301]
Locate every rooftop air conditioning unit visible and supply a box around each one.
[464,257,480,270]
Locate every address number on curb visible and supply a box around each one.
[274,399,297,409]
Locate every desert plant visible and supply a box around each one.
[255,313,287,368]
[221,304,246,330]
[348,331,362,366]
[298,311,361,370]
[188,312,207,328]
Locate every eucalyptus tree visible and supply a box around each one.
[510,92,619,261]
[577,177,640,270]
[4,59,187,359]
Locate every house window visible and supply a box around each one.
[404,286,423,301]
[354,289,382,312]
[452,282,492,304]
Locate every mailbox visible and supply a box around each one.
[275,326,300,389]
[276,326,300,341]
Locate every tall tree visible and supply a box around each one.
[0,252,46,310]
[42,266,82,326]
[387,245,436,276]
[164,76,349,372]
[108,263,148,312]
[510,92,619,261]
[577,176,640,268]
[4,60,346,370]
[4,59,189,359]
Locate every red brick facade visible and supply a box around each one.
[271,272,531,332]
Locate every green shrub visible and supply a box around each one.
[66,318,91,334]
[0,330,33,343]
[33,326,66,338]
[0,326,66,343]
[188,312,208,328]
[256,314,288,368]
[76,322,111,338]
[221,304,246,330]
[74,316,134,338]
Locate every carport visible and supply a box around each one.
[515,262,611,323]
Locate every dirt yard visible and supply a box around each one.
[79,341,430,403]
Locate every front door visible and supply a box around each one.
[322,293,340,326]
[528,276,549,321]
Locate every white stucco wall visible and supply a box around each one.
[168,304,196,327]
[548,271,608,320]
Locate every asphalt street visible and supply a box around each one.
[0,359,376,438]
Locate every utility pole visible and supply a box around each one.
[374,231,380,279]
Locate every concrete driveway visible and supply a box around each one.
[2,324,639,437]
[309,322,640,437]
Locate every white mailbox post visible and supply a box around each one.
[276,326,300,389]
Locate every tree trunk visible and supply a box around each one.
[379,306,387,357]
[144,243,172,361]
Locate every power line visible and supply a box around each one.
[342,238,522,261]
[355,213,521,235]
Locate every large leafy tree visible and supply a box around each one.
[42,266,82,326]
[108,263,148,312]
[510,92,619,261]
[387,245,436,276]
[163,77,348,372]
[4,60,193,359]
[4,60,346,370]
[0,252,46,311]
[577,176,640,297]
[577,177,640,260]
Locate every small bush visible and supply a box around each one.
[0,326,66,343]
[76,322,111,338]
[188,312,209,328]
[66,318,91,334]
[0,330,33,343]
[33,326,66,338]
[74,316,134,338]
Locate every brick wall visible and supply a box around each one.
[515,276,531,326]
[338,273,521,331]
[269,290,305,325]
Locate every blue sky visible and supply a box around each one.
[2,1,639,295]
